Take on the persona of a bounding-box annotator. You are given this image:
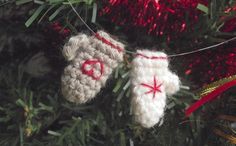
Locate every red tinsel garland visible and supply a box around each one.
[185,46,236,86]
[101,0,208,37]
[185,5,236,86]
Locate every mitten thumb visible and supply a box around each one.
[164,71,180,95]
[62,33,90,61]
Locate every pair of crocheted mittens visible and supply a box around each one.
[61,31,180,128]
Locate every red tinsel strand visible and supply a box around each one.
[221,17,236,32]
[221,4,236,32]
[51,22,71,38]
[185,47,236,86]
[101,0,208,37]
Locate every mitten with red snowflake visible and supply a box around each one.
[130,50,180,128]
[61,31,125,104]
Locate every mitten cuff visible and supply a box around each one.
[133,50,168,68]
[91,30,125,62]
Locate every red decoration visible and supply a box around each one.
[101,0,208,37]
[95,33,124,52]
[185,79,236,117]
[136,53,168,60]
[141,76,162,99]
[81,59,104,80]
[51,22,70,37]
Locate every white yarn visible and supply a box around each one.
[61,31,124,104]
[130,50,180,128]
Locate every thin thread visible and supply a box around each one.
[68,0,96,35]
[68,0,124,52]
[168,36,236,57]
[68,0,236,58]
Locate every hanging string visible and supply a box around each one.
[68,1,96,35]
[168,37,236,57]
[68,0,236,58]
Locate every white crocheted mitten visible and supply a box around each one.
[130,50,180,128]
[61,31,124,103]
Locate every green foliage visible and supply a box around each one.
[189,0,231,39]
[0,54,235,146]
[14,0,96,31]
[197,3,209,14]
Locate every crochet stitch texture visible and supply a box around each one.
[61,31,124,103]
[130,50,180,128]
